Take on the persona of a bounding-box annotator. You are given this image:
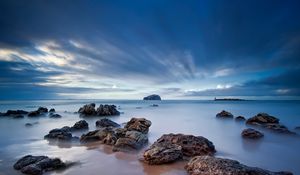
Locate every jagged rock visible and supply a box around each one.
[143,94,161,100]
[96,104,120,116]
[37,107,48,113]
[78,103,96,115]
[113,130,148,152]
[80,127,117,145]
[143,143,183,164]
[185,156,293,175]
[14,155,66,175]
[96,118,120,128]
[216,110,234,118]
[44,127,74,141]
[235,116,246,121]
[241,128,264,139]
[246,113,279,125]
[72,120,89,130]
[114,128,127,138]
[125,118,152,134]
[49,114,62,118]
[49,108,55,113]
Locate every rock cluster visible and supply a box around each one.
[13,155,66,175]
[185,156,293,175]
[241,128,264,139]
[78,103,120,116]
[28,107,49,117]
[80,118,151,152]
[216,110,234,118]
[143,94,161,100]
[0,110,28,118]
[143,134,216,165]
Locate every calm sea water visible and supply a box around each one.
[0,100,300,175]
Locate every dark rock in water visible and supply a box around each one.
[96,104,120,116]
[185,156,293,175]
[241,128,264,139]
[72,120,89,130]
[235,116,246,121]
[25,122,39,127]
[145,134,215,159]
[96,118,120,128]
[125,118,152,134]
[37,107,48,113]
[216,110,233,118]
[295,126,300,130]
[264,123,295,134]
[246,113,279,125]
[150,104,159,107]
[13,114,24,118]
[113,130,148,152]
[143,94,161,100]
[44,127,73,141]
[80,127,117,145]
[49,113,62,118]
[78,103,96,115]
[28,111,41,117]
[49,108,55,113]
[143,142,183,165]
[14,155,66,175]
[4,110,29,116]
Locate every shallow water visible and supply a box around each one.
[0,100,300,175]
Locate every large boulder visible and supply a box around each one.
[216,110,234,118]
[143,94,161,100]
[113,130,148,152]
[185,156,293,175]
[44,127,75,141]
[96,104,120,116]
[13,155,66,175]
[78,103,96,115]
[241,128,264,139]
[143,142,183,164]
[124,118,152,134]
[72,120,89,130]
[96,118,120,128]
[246,113,279,125]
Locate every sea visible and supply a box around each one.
[0,100,300,175]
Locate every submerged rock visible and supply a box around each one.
[13,114,24,118]
[235,116,246,121]
[246,113,279,125]
[72,120,89,130]
[96,118,120,128]
[264,123,295,134]
[125,118,152,134]
[185,156,293,175]
[143,94,161,100]
[49,113,62,118]
[14,155,66,175]
[216,110,234,118]
[96,104,120,116]
[241,128,264,139]
[78,103,96,115]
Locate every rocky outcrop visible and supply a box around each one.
[13,155,66,175]
[216,110,233,118]
[2,110,29,116]
[28,107,49,117]
[241,128,264,139]
[125,118,152,134]
[72,120,89,130]
[142,134,215,165]
[81,118,151,152]
[246,113,279,125]
[78,103,120,116]
[235,116,246,121]
[185,156,293,175]
[96,118,120,128]
[44,127,75,141]
[143,94,161,100]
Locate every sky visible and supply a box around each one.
[0,0,300,100]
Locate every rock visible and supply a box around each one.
[114,128,127,138]
[96,118,120,128]
[264,123,295,134]
[150,104,159,107]
[25,123,33,127]
[241,128,264,139]
[143,142,183,164]
[78,103,96,115]
[37,107,48,113]
[113,130,148,152]
[185,156,293,175]
[14,155,66,175]
[49,114,62,118]
[72,120,89,130]
[124,118,152,134]
[295,126,300,130]
[49,108,55,113]
[235,116,246,121]
[44,127,74,141]
[13,114,24,118]
[143,94,161,100]
[216,110,234,118]
[4,110,29,116]
[28,111,41,117]
[96,104,120,116]
[246,113,279,125]
[80,127,117,145]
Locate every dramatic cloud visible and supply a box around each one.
[0,0,300,99]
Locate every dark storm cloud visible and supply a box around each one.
[0,0,300,98]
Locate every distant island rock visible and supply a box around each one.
[143,94,161,100]
[214,97,245,101]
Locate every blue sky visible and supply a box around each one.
[0,0,300,99]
